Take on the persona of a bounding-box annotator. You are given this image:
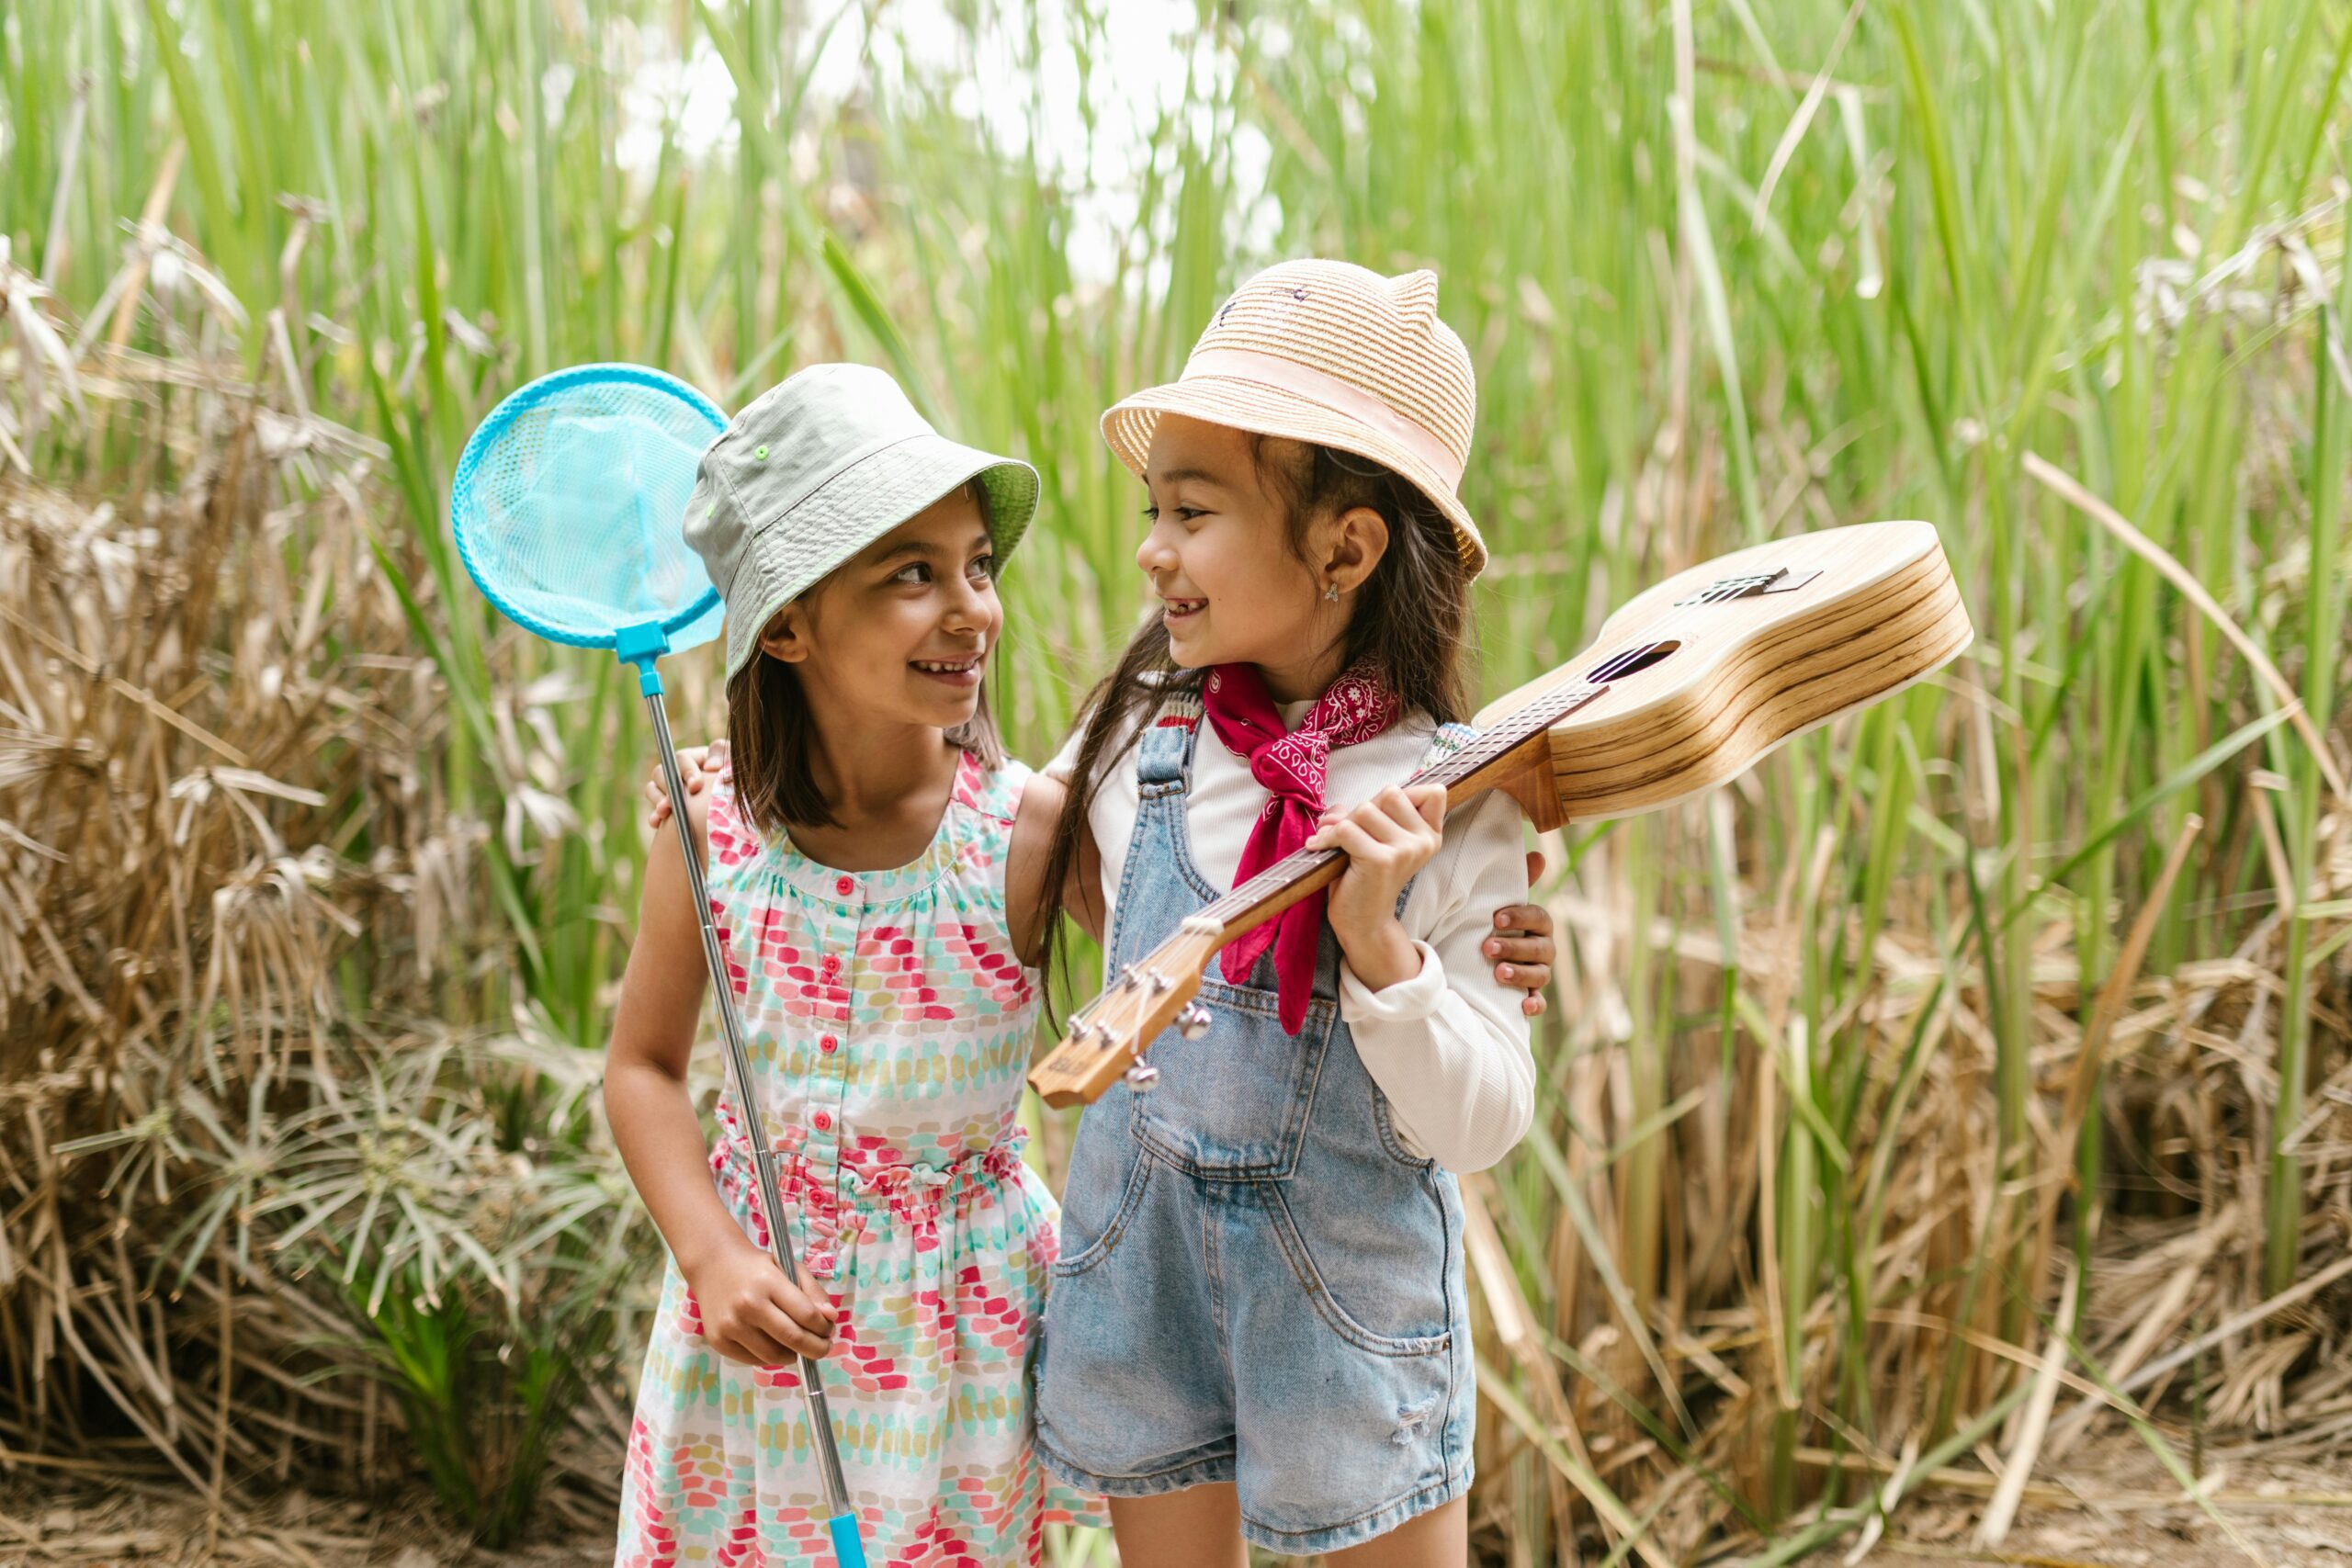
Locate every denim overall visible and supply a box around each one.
[1035,694,1477,1554]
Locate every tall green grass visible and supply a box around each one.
[7,0,2349,1555]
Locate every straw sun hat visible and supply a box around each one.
[1100,259,1486,577]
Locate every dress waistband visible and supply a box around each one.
[710,1124,1031,1213]
[707,1126,1032,1285]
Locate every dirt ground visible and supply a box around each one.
[4,1429,2348,1566]
[1784,1434,2352,1568]
[0,1467,608,1568]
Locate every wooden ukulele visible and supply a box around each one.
[1028,519,1973,1108]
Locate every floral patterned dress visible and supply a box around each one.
[616,750,1104,1567]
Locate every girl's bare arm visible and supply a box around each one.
[1007,769,1102,964]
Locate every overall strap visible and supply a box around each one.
[1136,689,1205,795]
[1418,719,1481,773]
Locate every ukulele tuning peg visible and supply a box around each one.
[1124,1062,1160,1092]
[1117,964,1140,991]
[1176,1002,1212,1041]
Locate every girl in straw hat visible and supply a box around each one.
[619,356,1553,1565]
[1028,260,1529,1564]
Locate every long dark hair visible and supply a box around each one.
[1034,436,1475,1001]
[724,479,1007,836]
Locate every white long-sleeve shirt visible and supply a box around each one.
[1046,698,1535,1172]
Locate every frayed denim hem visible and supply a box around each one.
[1037,1429,1472,1558]
[1238,1461,1473,1556]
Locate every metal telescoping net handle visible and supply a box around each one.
[448,366,863,1564]
[644,694,856,1524]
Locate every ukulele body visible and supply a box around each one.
[1477,517,1972,829]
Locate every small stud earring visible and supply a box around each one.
[1323,581,1341,604]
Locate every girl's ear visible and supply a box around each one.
[755,604,810,664]
[1320,503,1391,593]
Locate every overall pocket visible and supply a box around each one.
[1130,977,1334,1179]
[1048,1140,1154,1280]
[1261,1183,1454,1356]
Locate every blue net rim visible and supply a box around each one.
[449,362,729,651]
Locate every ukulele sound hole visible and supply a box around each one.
[1588,639,1679,684]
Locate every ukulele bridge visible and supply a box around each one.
[1674,566,1818,604]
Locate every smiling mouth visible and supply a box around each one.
[910,656,983,684]
[1159,596,1205,622]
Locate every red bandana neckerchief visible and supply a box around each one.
[1201,660,1402,1032]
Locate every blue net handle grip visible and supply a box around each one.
[829,1512,867,1567]
[615,621,670,695]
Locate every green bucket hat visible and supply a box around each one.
[682,364,1040,682]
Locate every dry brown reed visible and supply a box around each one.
[0,348,645,1546]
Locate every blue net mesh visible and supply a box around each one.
[450,365,726,651]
